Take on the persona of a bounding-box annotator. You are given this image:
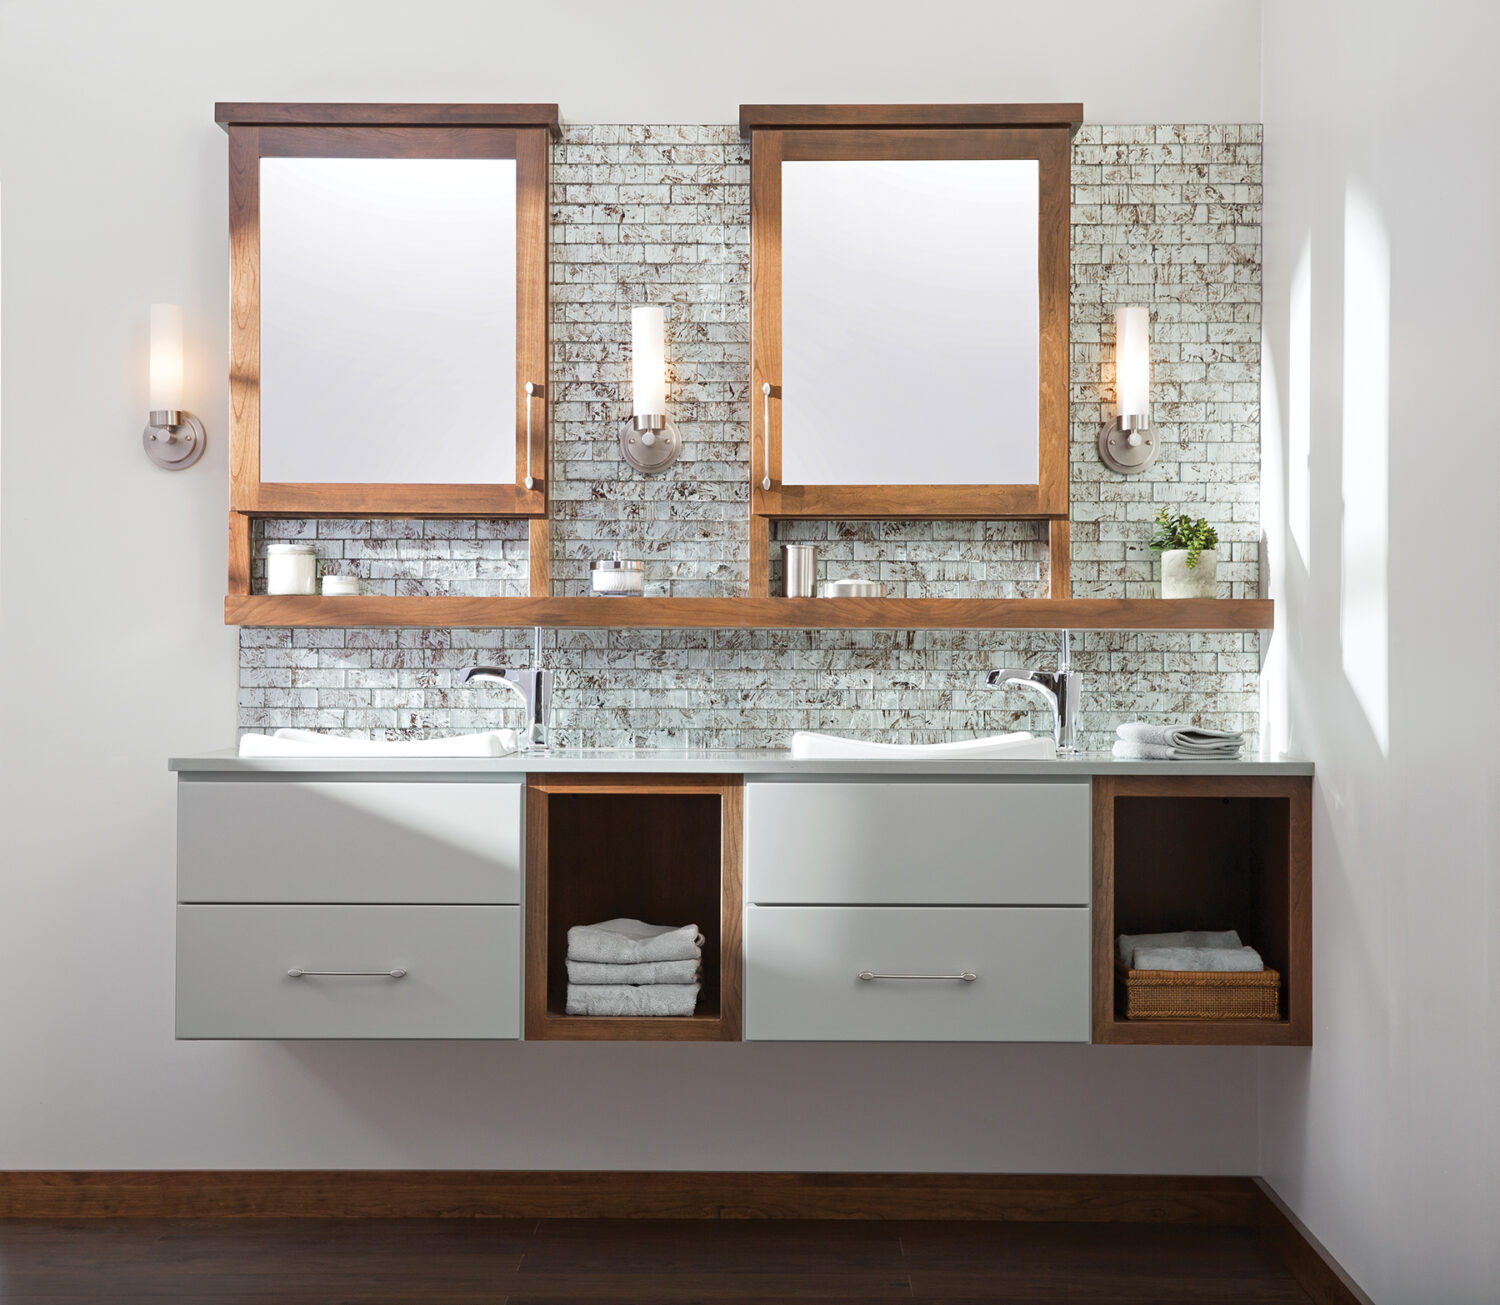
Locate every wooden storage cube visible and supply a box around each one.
[525,775,742,1041]
[1093,776,1311,1045]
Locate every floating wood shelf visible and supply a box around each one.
[224,595,1274,631]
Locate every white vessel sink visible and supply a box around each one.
[788,731,1056,761]
[238,728,519,758]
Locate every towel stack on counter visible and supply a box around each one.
[1117,929,1264,972]
[565,918,704,1017]
[1112,721,1244,762]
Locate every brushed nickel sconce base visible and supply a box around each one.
[620,417,681,474]
[1098,417,1158,475]
[143,412,206,469]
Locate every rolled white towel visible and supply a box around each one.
[566,958,701,986]
[1118,930,1242,966]
[1132,945,1264,972]
[566,918,704,965]
[565,983,700,1017]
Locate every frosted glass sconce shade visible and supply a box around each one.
[621,304,680,473]
[1098,306,1157,475]
[149,303,184,412]
[631,305,667,418]
[1114,306,1150,426]
[143,302,205,469]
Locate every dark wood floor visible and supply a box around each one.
[0,1216,1317,1303]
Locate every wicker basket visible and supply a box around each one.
[1115,962,1281,1021]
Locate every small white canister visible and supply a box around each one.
[266,543,318,595]
[590,552,644,596]
[320,574,363,597]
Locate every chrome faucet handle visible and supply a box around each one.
[986,667,1035,686]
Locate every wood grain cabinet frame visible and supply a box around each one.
[524,774,744,1042]
[217,103,557,529]
[741,105,1081,534]
[1092,774,1312,1047]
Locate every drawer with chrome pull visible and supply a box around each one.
[175,905,520,1039]
[744,905,1089,1041]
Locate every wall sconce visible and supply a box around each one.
[1098,305,1158,474]
[619,304,681,474]
[142,303,205,469]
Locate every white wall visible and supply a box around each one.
[0,0,1266,1171]
[1258,2,1500,1300]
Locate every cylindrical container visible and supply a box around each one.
[783,543,817,597]
[819,578,885,598]
[591,553,644,596]
[1160,549,1218,599]
[321,574,363,597]
[266,544,317,595]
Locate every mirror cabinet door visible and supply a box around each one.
[259,156,518,487]
[229,123,549,517]
[750,126,1070,518]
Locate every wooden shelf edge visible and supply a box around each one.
[215,102,562,137]
[225,595,1275,632]
[738,103,1086,136]
[1096,1018,1309,1047]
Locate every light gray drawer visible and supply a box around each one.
[176,905,521,1039]
[177,779,521,904]
[745,781,1089,905]
[744,905,1089,1041]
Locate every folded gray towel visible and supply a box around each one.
[566,958,701,986]
[1118,930,1243,966]
[1113,739,1243,762]
[565,983,700,1017]
[1122,720,1248,750]
[1132,945,1264,972]
[566,918,704,964]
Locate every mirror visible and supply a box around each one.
[258,156,517,485]
[780,158,1039,486]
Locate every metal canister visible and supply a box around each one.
[783,543,817,597]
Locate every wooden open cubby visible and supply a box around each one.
[524,774,743,1041]
[1092,775,1312,1046]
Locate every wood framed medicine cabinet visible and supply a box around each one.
[217,103,558,534]
[741,104,1082,541]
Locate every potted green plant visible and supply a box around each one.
[1148,508,1220,599]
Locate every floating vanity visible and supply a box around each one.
[169,752,1312,1047]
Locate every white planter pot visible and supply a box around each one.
[1160,549,1218,599]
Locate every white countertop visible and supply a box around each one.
[169,747,1313,777]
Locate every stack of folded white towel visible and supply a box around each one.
[564,917,704,1017]
[1117,929,1264,972]
[1112,721,1244,761]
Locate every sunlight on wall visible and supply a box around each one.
[1339,183,1390,756]
[1288,233,1313,570]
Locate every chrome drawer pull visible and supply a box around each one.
[287,967,408,979]
[858,970,977,983]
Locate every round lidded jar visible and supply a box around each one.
[266,543,318,595]
[320,574,363,597]
[590,552,644,596]
[818,577,885,598]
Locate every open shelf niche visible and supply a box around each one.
[1092,775,1312,1046]
[524,774,743,1041]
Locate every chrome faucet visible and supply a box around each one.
[462,626,552,752]
[986,629,1081,755]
